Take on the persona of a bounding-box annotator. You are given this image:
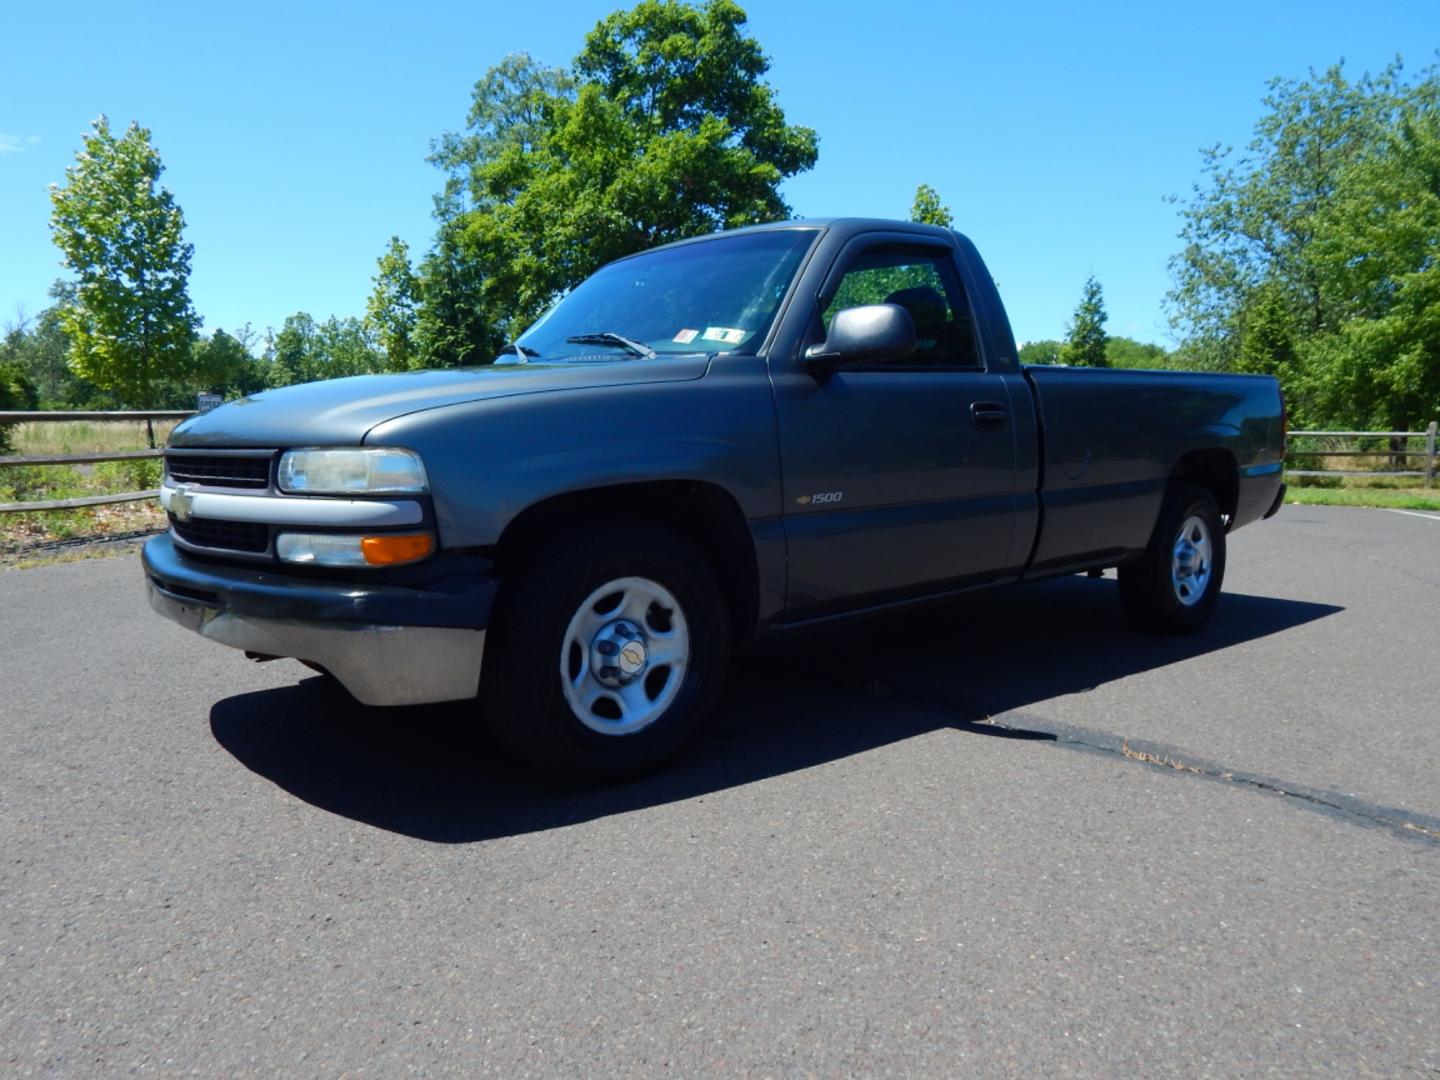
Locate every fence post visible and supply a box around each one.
[1427,421,1437,489]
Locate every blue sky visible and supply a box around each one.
[1,0,1435,348]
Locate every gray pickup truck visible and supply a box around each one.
[145,218,1286,780]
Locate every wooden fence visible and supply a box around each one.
[0,410,193,514]
[1286,422,1437,488]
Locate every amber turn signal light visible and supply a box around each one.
[360,533,435,566]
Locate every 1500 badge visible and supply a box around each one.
[796,491,844,506]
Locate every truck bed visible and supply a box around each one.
[1023,365,1285,573]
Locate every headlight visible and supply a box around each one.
[278,448,428,495]
[276,532,435,567]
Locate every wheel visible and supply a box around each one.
[1118,482,1226,633]
[480,521,730,783]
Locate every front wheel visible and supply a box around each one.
[1118,483,1227,633]
[481,522,730,783]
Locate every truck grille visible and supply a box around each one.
[169,515,270,553]
[164,451,274,489]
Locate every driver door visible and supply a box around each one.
[771,239,1022,615]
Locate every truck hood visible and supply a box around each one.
[167,356,711,448]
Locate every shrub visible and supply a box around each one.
[92,457,163,491]
[1289,473,1342,489]
[0,363,39,455]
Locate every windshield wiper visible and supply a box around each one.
[496,342,541,362]
[564,332,657,359]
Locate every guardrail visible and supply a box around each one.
[0,410,193,514]
[1286,422,1437,488]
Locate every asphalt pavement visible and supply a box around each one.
[2,504,1437,1076]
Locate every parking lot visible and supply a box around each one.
[3,504,1437,1075]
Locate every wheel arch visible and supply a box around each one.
[1170,448,1239,526]
[491,480,761,643]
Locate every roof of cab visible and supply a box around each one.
[620,217,963,261]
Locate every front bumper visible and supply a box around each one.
[142,534,494,706]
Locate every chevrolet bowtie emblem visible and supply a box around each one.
[170,487,196,522]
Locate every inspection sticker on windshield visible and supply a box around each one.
[673,328,700,344]
[702,326,746,345]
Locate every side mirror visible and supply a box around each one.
[804,303,916,379]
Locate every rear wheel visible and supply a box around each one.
[1118,483,1226,633]
[481,521,729,783]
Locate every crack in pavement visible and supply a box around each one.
[867,683,1440,846]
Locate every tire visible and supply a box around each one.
[480,520,730,783]
[1118,482,1227,633]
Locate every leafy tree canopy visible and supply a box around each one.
[192,327,266,398]
[1168,59,1440,429]
[430,0,819,342]
[1105,336,1171,369]
[267,313,384,387]
[1022,336,1171,369]
[0,361,38,454]
[0,285,98,408]
[909,183,953,228]
[415,222,498,367]
[366,237,422,371]
[48,116,200,412]
[1060,275,1109,367]
[1018,339,1062,366]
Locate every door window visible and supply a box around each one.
[819,245,982,368]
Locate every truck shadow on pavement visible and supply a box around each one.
[209,576,1341,843]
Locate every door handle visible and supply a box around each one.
[970,401,1008,431]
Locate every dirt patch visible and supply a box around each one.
[1,502,166,569]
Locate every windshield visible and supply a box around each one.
[514,228,819,360]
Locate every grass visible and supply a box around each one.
[1286,485,1440,511]
[9,419,182,456]
[1285,459,1440,510]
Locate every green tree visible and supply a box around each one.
[366,237,422,370]
[0,361,39,455]
[1,286,111,408]
[48,116,200,434]
[1018,339,1062,366]
[414,218,498,366]
[430,52,577,184]
[430,0,819,341]
[192,327,268,397]
[1167,60,1440,429]
[1060,276,1109,367]
[268,313,383,387]
[1297,92,1440,430]
[1234,282,1295,378]
[314,316,383,379]
[1168,63,1404,360]
[270,313,318,386]
[1105,336,1171,369]
[909,183,953,228]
